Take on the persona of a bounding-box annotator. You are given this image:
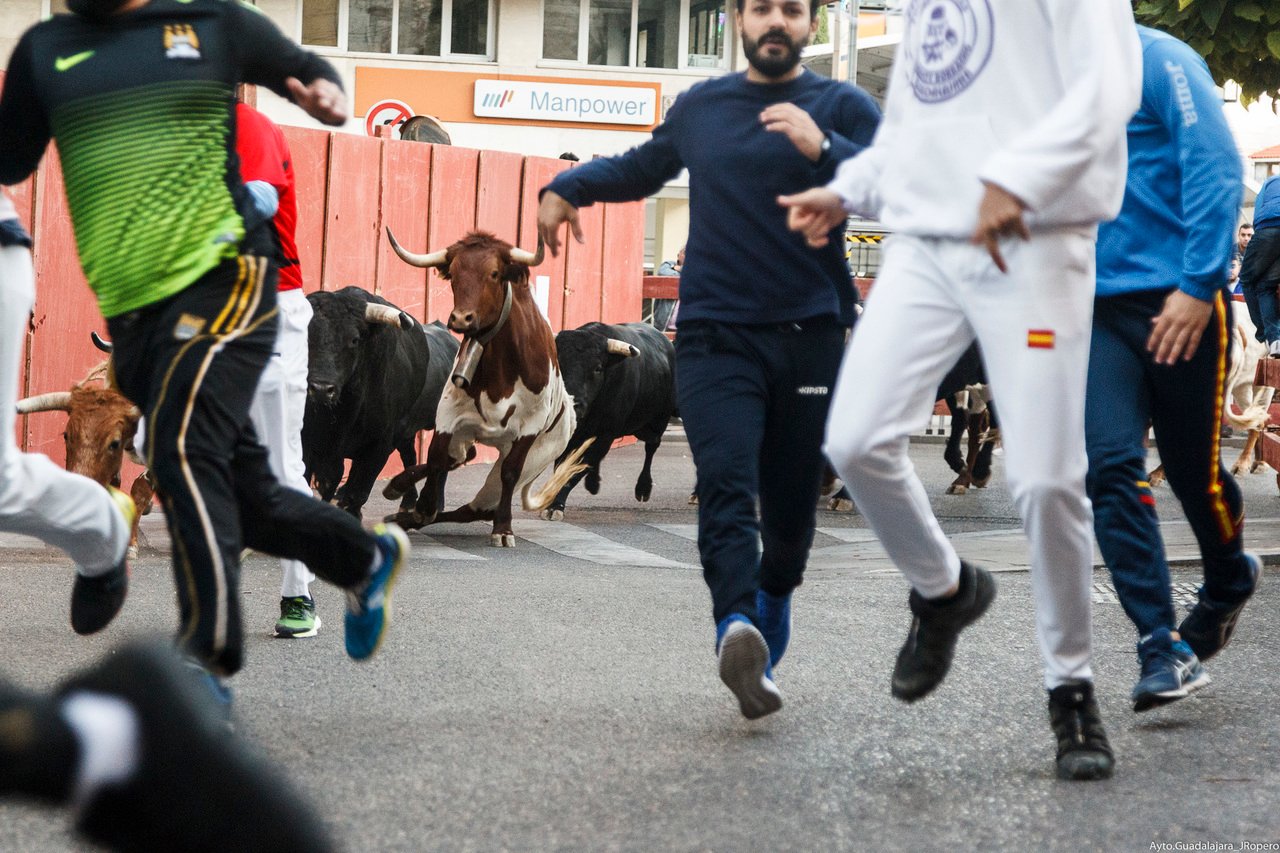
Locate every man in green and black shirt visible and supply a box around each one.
[0,0,408,681]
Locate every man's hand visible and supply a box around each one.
[536,190,584,258]
[1148,289,1214,365]
[971,181,1029,273]
[285,77,348,127]
[778,188,846,248]
[760,103,824,162]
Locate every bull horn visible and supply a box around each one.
[90,331,114,353]
[365,303,413,330]
[386,227,448,269]
[606,339,639,358]
[16,391,73,414]
[509,235,545,268]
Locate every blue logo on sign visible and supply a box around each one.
[902,0,994,104]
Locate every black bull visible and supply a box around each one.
[302,286,458,520]
[542,322,677,520]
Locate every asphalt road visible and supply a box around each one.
[1,429,1277,851]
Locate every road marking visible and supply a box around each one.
[519,520,697,569]
[407,535,485,561]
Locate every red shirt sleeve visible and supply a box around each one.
[235,103,289,192]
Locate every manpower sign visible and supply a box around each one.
[355,68,661,132]
[474,80,657,126]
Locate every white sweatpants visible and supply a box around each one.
[248,289,316,599]
[825,232,1097,689]
[0,245,129,574]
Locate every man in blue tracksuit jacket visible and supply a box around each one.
[1240,175,1280,352]
[537,0,880,720]
[1088,26,1259,714]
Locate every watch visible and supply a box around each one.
[817,132,832,164]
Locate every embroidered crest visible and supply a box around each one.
[164,24,202,60]
[902,0,994,104]
[174,313,206,341]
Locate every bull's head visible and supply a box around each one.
[17,385,142,487]
[555,330,639,421]
[386,228,542,336]
[306,288,413,407]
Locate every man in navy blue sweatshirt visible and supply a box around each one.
[537,0,879,720]
[1088,26,1258,714]
[1240,175,1280,354]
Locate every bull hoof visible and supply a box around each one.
[490,533,516,548]
[585,475,601,495]
[972,475,992,489]
[635,484,652,502]
[1231,462,1246,476]
[127,544,139,560]
[687,492,699,506]
[946,484,969,495]
[384,509,425,530]
[827,497,855,513]
[383,480,407,500]
[541,508,565,521]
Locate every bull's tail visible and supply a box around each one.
[522,438,595,512]
[1225,392,1275,431]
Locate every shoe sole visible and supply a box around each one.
[718,622,782,720]
[274,615,322,639]
[1132,670,1211,713]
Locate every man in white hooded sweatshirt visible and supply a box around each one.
[780,0,1141,780]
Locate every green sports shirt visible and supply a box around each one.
[0,0,341,318]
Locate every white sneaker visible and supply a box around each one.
[1269,340,1280,358]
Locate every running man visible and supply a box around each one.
[1087,25,1257,713]
[782,0,1141,779]
[0,0,406,684]
[539,0,880,719]
[0,188,134,635]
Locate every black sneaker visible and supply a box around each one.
[891,561,996,702]
[1048,681,1114,781]
[1178,553,1261,662]
[70,565,128,636]
[58,643,336,853]
[70,486,134,636]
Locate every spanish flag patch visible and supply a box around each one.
[1027,329,1055,349]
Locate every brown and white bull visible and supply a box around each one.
[380,229,588,547]
[16,362,153,550]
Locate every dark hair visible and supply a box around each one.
[559,152,580,161]
[735,0,821,22]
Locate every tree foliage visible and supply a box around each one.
[1134,0,1280,103]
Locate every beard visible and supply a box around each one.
[67,0,131,20]
[742,29,808,78]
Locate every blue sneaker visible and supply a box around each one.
[755,589,791,668]
[1178,552,1261,662]
[1132,627,1209,712]
[716,615,782,720]
[345,523,408,661]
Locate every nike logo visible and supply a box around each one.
[55,50,95,72]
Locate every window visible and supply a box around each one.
[300,0,494,58]
[543,0,727,70]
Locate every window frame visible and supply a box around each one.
[297,0,498,61]
[539,0,729,72]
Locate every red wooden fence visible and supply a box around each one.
[5,111,645,477]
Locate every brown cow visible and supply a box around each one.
[17,362,153,552]
[381,229,588,547]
